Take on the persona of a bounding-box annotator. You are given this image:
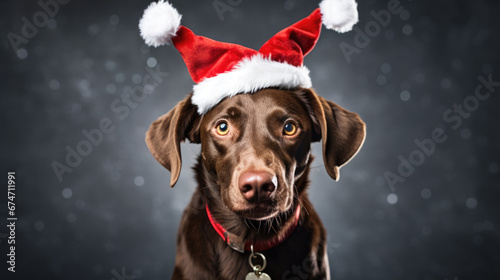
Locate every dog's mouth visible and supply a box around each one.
[233,203,279,221]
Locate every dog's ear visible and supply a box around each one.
[146,93,201,187]
[299,89,366,181]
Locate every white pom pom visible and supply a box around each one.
[139,1,182,47]
[319,0,358,33]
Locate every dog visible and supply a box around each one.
[146,87,365,279]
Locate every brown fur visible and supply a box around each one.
[146,88,365,279]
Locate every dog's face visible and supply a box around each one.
[199,89,315,220]
[146,88,365,220]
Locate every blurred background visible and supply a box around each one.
[1,0,499,279]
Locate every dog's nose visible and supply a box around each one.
[238,171,276,202]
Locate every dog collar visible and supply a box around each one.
[205,204,301,253]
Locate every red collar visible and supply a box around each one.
[205,203,301,252]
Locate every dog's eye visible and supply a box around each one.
[216,121,229,136]
[283,122,297,136]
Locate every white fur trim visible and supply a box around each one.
[319,0,358,33]
[139,1,182,47]
[192,55,312,114]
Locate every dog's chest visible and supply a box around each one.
[214,227,314,279]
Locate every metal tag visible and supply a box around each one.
[246,246,271,280]
[245,272,271,280]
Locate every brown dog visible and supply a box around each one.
[146,88,365,279]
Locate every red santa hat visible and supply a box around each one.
[139,0,358,114]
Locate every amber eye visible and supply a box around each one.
[283,122,297,136]
[216,121,229,136]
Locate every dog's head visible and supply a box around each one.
[146,88,365,220]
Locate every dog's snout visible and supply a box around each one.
[238,171,276,202]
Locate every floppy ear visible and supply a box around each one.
[145,93,201,187]
[300,89,366,181]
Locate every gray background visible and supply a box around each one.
[1,0,499,279]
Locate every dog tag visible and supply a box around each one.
[245,271,271,280]
[247,246,272,280]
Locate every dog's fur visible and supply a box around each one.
[146,88,365,279]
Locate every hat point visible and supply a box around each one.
[319,0,358,33]
[139,1,182,47]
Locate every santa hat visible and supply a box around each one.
[139,0,358,114]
